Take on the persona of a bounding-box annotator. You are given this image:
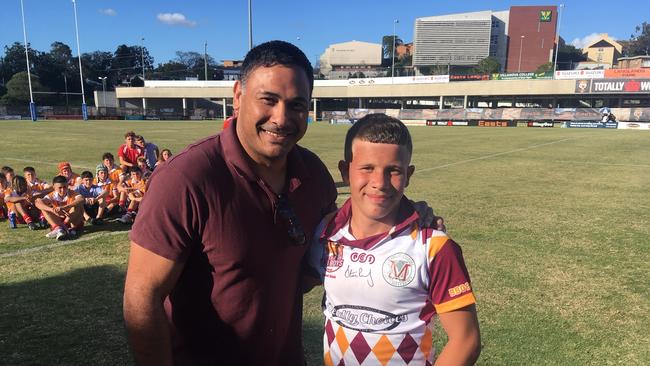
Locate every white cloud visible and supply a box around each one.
[99,8,117,16]
[570,33,615,49]
[156,13,197,27]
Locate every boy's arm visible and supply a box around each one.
[35,198,55,214]
[5,195,28,203]
[31,187,53,200]
[435,305,481,366]
[62,194,85,210]
[119,156,134,167]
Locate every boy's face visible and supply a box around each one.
[136,138,144,147]
[60,167,71,178]
[103,158,113,169]
[125,135,135,148]
[24,171,36,182]
[339,139,414,226]
[131,171,141,181]
[82,177,93,188]
[97,171,107,181]
[5,172,14,182]
[53,182,68,196]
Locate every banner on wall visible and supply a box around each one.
[450,74,490,81]
[476,120,516,127]
[563,121,618,128]
[617,122,650,130]
[491,72,553,80]
[604,68,650,79]
[554,70,604,79]
[575,78,650,94]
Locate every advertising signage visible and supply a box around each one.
[491,72,553,80]
[450,74,490,81]
[575,79,650,94]
[539,10,552,22]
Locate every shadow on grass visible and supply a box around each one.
[0,265,132,365]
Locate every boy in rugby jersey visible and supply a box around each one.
[58,162,82,190]
[4,175,43,230]
[117,167,147,224]
[95,164,120,214]
[308,114,480,366]
[77,171,108,225]
[35,175,85,240]
[102,152,127,211]
[23,166,52,199]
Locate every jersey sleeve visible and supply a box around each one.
[304,217,330,282]
[427,233,476,314]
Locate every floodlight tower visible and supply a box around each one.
[72,0,88,120]
[19,0,36,121]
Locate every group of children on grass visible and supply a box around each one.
[0,131,173,241]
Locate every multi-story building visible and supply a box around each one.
[580,34,622,68]
[319,41,383,79]
[505,5,558,72]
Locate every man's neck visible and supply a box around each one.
[252,160,287,194]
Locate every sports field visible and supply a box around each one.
[0,120,648,365]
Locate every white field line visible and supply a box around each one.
[416,137,582,174]
[3,157,95,170]
[0,230,130,259]
[550,160,650,168]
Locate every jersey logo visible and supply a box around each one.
[331,304,407,332]
[448,282,472,297]
[350,252,375,264]
[326,241,344,273]
[382,253,416,287]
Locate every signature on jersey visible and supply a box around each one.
[344,265,374,287]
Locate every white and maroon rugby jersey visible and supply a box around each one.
[308,198,476,366]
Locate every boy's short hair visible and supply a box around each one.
[124,131,136,139]
[80,171,93,180]
[136,156,147,163]
[126,166,141,175]
[102,152,114,161]
[241,40,314,93]
[52,175,67,185]
[23,166,36,174]
[343,113,413,162]
[135,135,144,142]
[1,166,14,175]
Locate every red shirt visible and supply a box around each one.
[117,144,143,165]
[130,122,337,365]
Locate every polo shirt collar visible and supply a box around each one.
[320,196,419,250]
[221,119,309,193]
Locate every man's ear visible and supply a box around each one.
[405,165,415,187]
[233,80,243,116]
[338,160,350,186]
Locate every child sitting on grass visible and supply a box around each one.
[4,175,45,230]
[118,167,147,224]
[36,175,85,240]
[76,171,109,225]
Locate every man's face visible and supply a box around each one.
[53,182,67,196]
[24,171,35,182]
[233,64,310,166]
[125,135,135,148]
[82,177,93,188]
[339,140,414,227]
[97,171,107,182]
[103,158,113,169]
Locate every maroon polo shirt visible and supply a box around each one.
[129,122,337,365]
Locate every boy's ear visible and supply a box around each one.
[405,165,415,187]
[338,160,350,186]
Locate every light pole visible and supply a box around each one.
[98,77,107,111]
[64,74,69,109]
[553,4,565,77]
[204,42,208,81]
[19,0,36,121]
[518,35,525,73]
[141,37,145,81]
[391,19,399,81]
[71,0,87,120]
[248,0,253,50]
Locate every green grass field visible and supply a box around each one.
[1,120,648,365]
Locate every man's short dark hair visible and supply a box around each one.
[241,40,314,92]
[102,152,114,161]
[80,171,93,180]
[343,113,413,162]
[52,175,67,185]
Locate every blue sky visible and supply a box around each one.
[1,0,647,65]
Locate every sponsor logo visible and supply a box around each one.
[331,304,408,332]
[478,120,510,127]
[448,282,472,297]
[576,80,590,93]
[350,252,375,263]
[326,242,344,273]
[382,253,416,287]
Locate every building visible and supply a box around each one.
[505,5,558,72]
[413,11,497,71]
[319,41,383,79]
[581,34,622,68]
[616,55,650,69]
[220,60,243,81]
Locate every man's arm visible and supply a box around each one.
[124,242,185,366]
[435,304,481,366]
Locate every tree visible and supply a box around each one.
[111,44,154,82]
[535,62,554,73]
[1,42,39,84]
[381,35,403,67]
[153,51,220,80]
[81,51,114,88]
[473,57,500,74]
[34,42,75,95]
[556,44,586,70]
[0,71,46,106]
[626,21,650,56]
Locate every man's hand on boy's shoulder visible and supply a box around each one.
[410,200,446,232]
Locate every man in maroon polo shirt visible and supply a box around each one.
[123,41,337,365]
